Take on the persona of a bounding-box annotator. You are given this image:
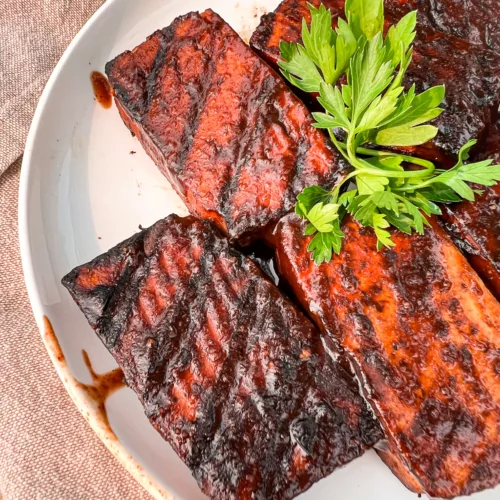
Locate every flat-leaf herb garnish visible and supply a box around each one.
[279,0,500,263]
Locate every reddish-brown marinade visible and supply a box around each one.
[90,71,112,109]
[250,0,500,165]
[105,10,347,245]
[383,0,500,54]
[271,213,500,498]
[61,214,382,500]
[441,124,500,299]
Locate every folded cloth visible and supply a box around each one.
[0,0,107,173]
[0,0,152,497]
[0,160,152,499]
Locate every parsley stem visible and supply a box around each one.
[353,167,434,178]
[327,129,351,163]
[335,140,436,175]
[341,132,436,179]
[394,178,437,192]
[354,147,435,172]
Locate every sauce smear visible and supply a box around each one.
[90,71,112,109]
[81,349,126,427]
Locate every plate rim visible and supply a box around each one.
[18,1,172,498]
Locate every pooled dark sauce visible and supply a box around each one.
[80,350,126,428]
[243,241,280,286]
[90,71,112,109]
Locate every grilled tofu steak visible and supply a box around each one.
[383,0,500,54]
[272,214,500,498]
[61,215,382,500]
[441,125,500,299]
[105,10,346,245]
[250,0,500,165]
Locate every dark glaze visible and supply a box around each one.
[105,9,347,245]
[243,240,280,286]
[272,214,500,499]
[90,71,112,109]
[250,0,500,164]
[384,0,500,54]
[442,125,500,299]
[42,316,125,430]
[61,214,382,500]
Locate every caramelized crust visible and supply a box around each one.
[441,126,500,299]
[250,0,500,164]
[250,0,500,300]
[272,213,500,498]
[62,215,382,500]
[384,0,500,54]
[105,10,346,245]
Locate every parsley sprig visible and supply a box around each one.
[279,1,500,263]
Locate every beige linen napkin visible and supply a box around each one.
[0,1,152,498]
[0,0,107,173]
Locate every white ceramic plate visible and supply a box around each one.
[18,0,500,499]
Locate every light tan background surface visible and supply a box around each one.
[0,1,151,498]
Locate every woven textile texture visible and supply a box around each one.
[0,160,152,499]
[0,0,108,173]
[0,0,153,497]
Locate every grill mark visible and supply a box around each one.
[184,235,250,467]
[193,279,258,485]
[219,75,279,228]
[153,19,224,176]
[273,214,500,498]
[143,32,171,115]
[141,231,208,413]
[223,78,293,234]
[174,26,225,175]
[98,250,147,354]
[289,136,310,193]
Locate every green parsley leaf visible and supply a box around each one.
[278,42,324,92]
[364,190,400,214]
[279,4,358,92]
[455,160,500,186]
[355,86,403,132]
[349,33,394,124]
[301,5,336,82]
[306,202,340,232]
[312,112,348,129]
[316,82,351,129]
[295,185,332,217]
[379,85,444,129]
[372,213,395,249]
[344,0,384,41]
[400,198,429,233]
[280,1,500,262]
[408,192,441,216]
[308,228,344,264]
[357,172,389,195]
[419,185,462,203]
[386,11,416,65]
[338,188,358,206]
[374,123,439,146]
[382,211,413,234]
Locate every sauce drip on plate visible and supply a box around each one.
[90,71,112,109]
[81,350,126,427]
[43,316,125,428]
